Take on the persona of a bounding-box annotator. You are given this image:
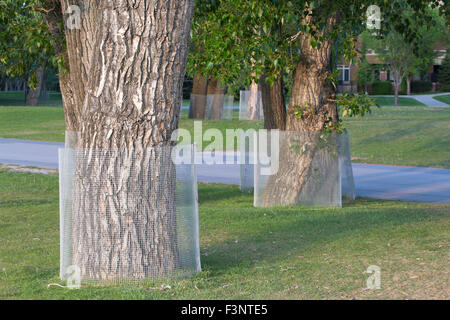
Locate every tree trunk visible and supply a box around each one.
[261,19,339,207]
[247,79,260,120]
[206,77,225,120]
[26,67,44,106]
[406,77,411,95]
[260,75,286,130]
[41,1,81,133]
[189,73,208,119]
[41,70,49,100]
[64,0,193,280]
[394,81,400,107]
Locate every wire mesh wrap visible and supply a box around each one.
[239,90,264,120]
[188,94,208,119]
[239,130,256,193]
[338,130,356,201]
[254,130,342,208]
[221,95,234,120]
[205,94,234,120]
[189,94,234,120]
[58,145,201,284]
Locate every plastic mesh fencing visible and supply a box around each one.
[241,130,356,206]
[253,130,344,208]
[239,130,256,193]
[205,94,234,120]
[189,94,208,119]
[189,94,234,120]
[59,145,201,284]
[221,95,234,120]
[338,130,356,201]
[239,90,264,120]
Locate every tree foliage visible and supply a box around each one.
[189,0,447,89]
[438,53,450,90]
[0,0,57,88]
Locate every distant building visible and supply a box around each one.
[337,43,447,93]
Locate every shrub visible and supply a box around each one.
[410,81,432,93]
[371,81,392,95]
[440,84,450,92]
[438,53,450,87]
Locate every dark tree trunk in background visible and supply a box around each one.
[41,70,49,100]
[189,73,208,119]
[261,16,339,207]
[260,75,286,130]
[41,1,81,137]
[65,0,194,280]
[26,67,44,106]
[206,77,225,120]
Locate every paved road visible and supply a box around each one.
[1,138,449,203]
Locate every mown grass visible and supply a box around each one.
[372,97,426,107]
[433,94,450,105]
[1,92,450,168]
[0,169,448,299]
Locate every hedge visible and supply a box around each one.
[371,81,392,95]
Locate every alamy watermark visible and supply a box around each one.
[365,265,381,290]
[366,5,382,30]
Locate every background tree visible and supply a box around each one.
[438,52,450,91]
[190,0,447,206]
[367,8,447,101]
[357,59,375,94]
[0,0,56,105]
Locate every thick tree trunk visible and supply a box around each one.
[260,75,286,130]
[189,73,208,119]
[261,22,339,207]
[66,0,194,280]
[26,67,44,106]
[206,77,225,120]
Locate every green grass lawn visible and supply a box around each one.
[1,92,450,168]
[433,94,450,105]
[346,106,450,168]
[372,97,426,107]
[0,169,448,300]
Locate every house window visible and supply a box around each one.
[338,65,350,84]
[374,69,380,81]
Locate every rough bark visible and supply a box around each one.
[189,73,208,119]
[206,77,225,120]
[261,17,339,207]
[260,75,286,130]
[26,67,44,106]
[66,0,194,280]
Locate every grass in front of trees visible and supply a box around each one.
[372,96,426,107]
[432,94,450,105]
[0,169,448,299]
